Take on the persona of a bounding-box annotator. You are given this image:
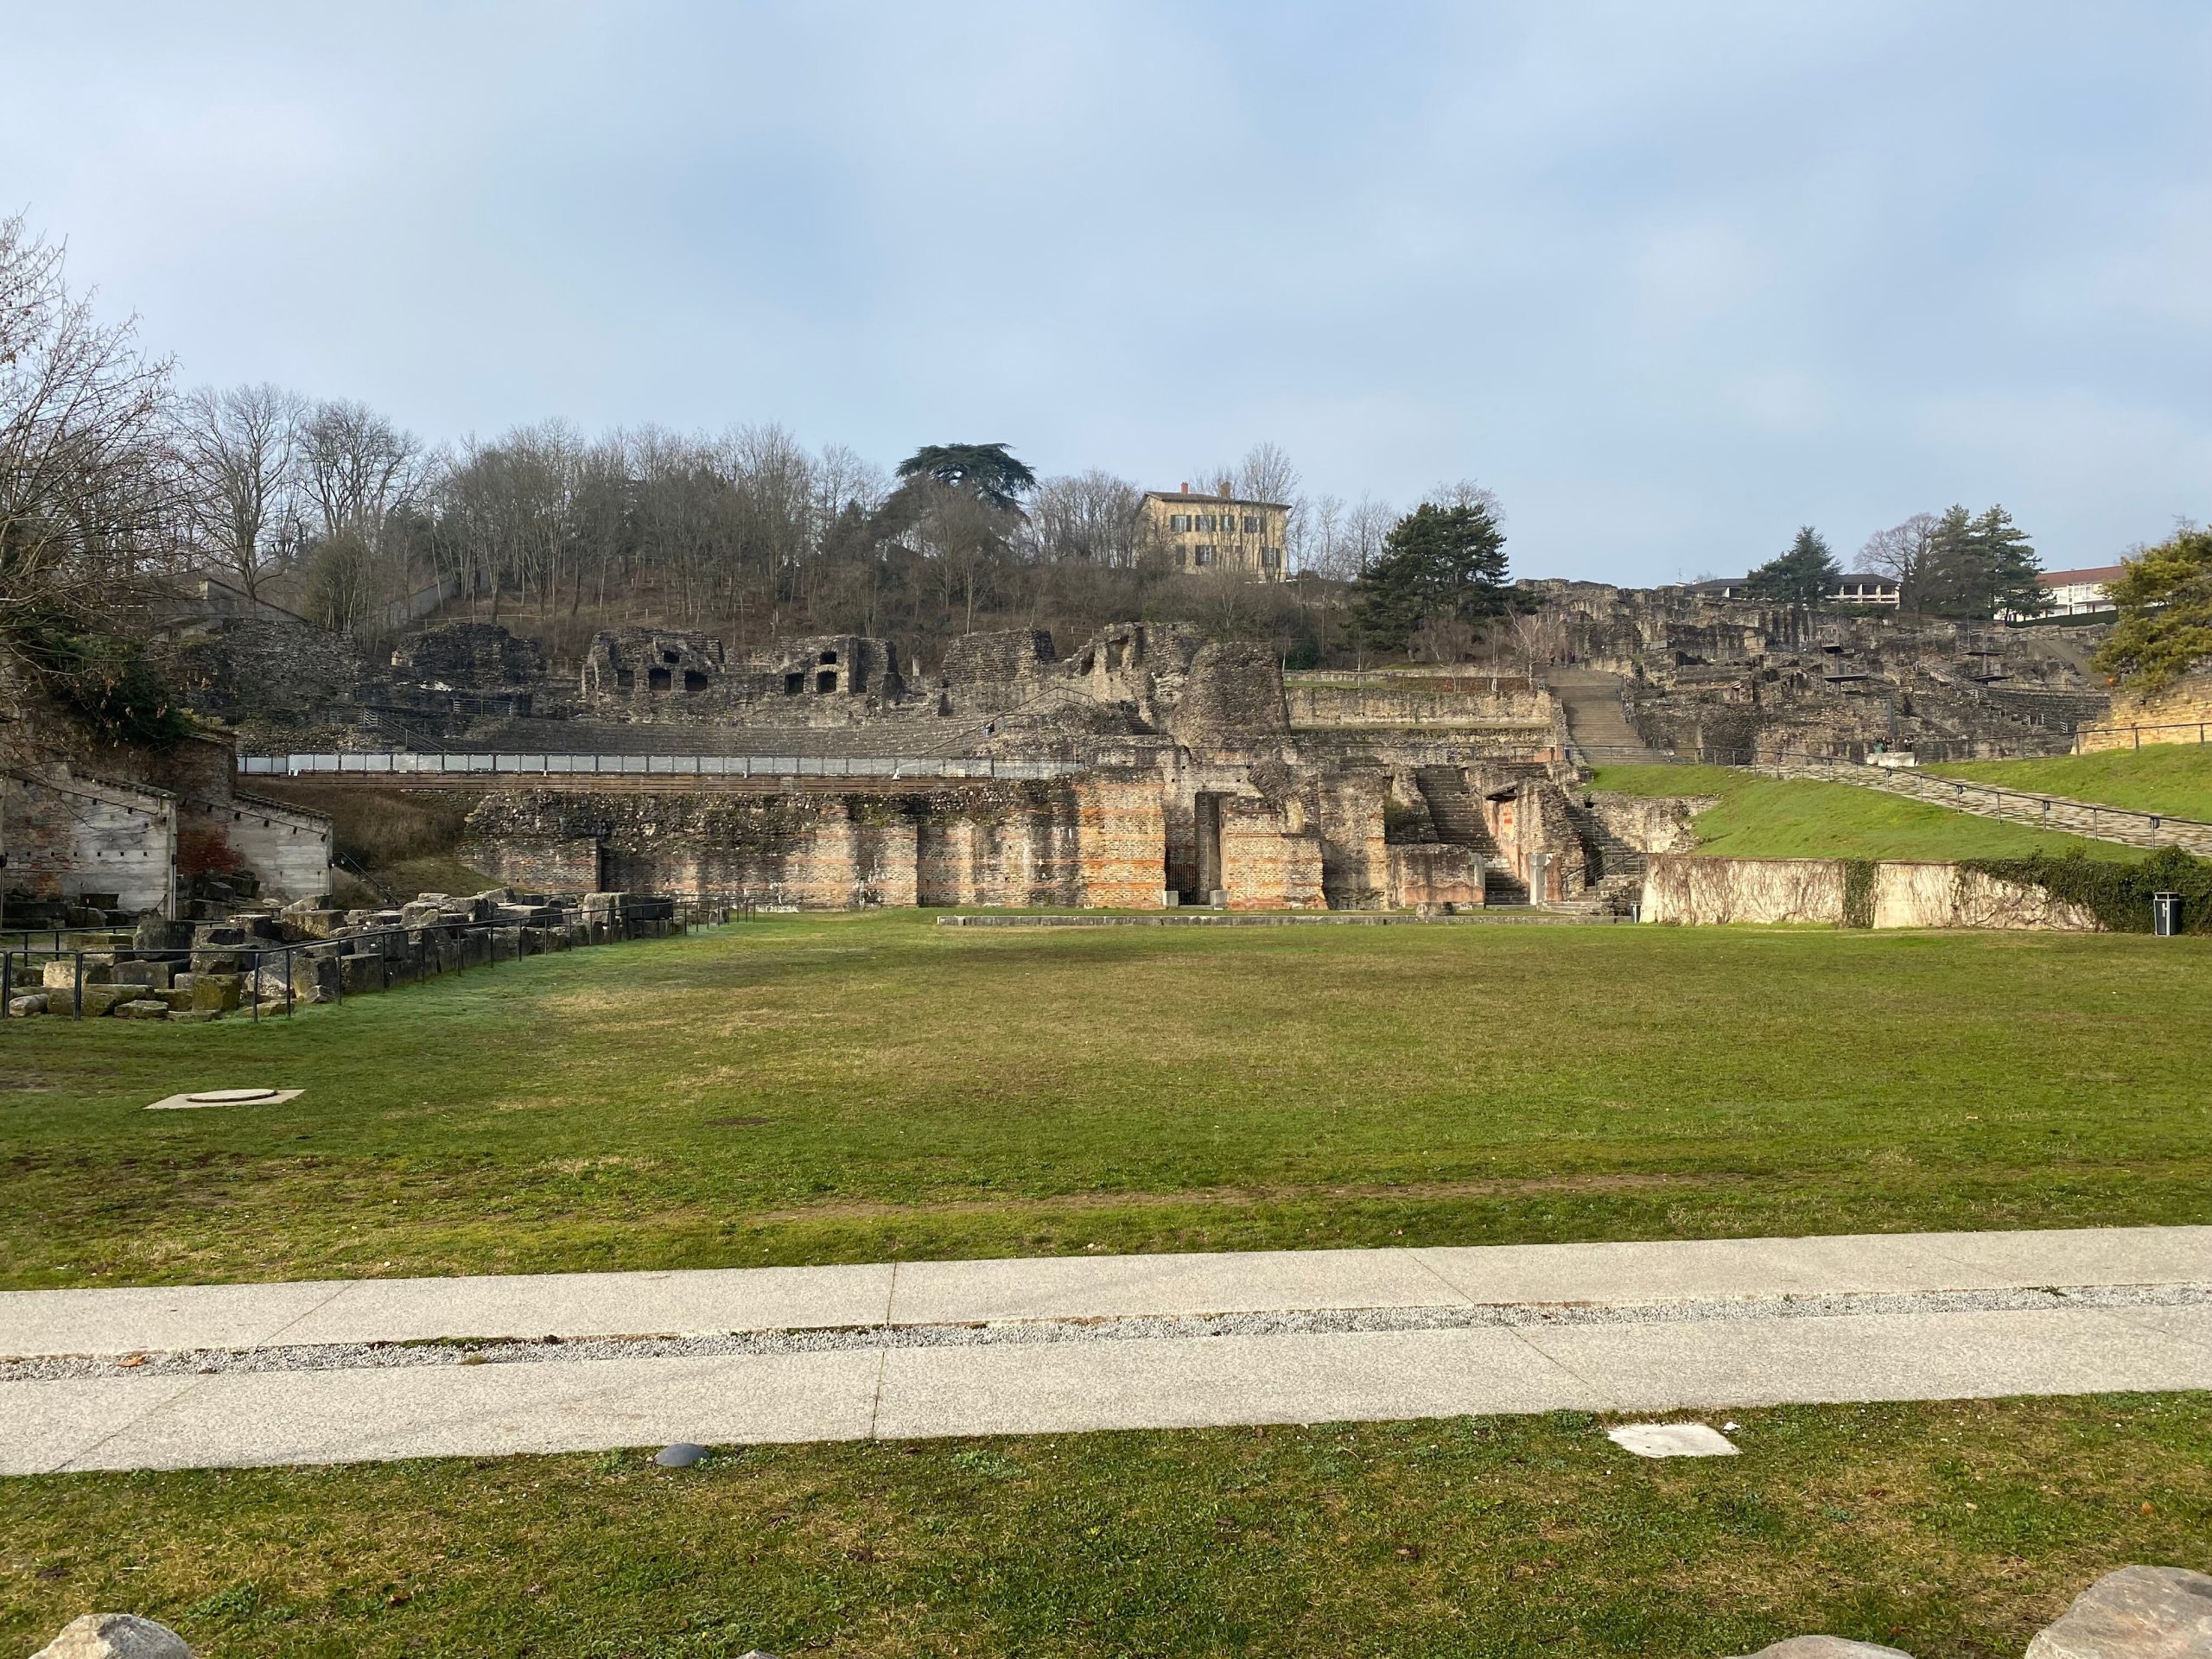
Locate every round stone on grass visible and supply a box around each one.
[655,1442,708,1467]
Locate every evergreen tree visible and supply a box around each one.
[1916,504,2045,616]
[1975,505,2047,617]
[1351,499,1516,651]
[893,442,1036,512]
[1745,526,1840,607]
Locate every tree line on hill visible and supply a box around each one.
[1745,509,2048,616]
[0,208,1528,715]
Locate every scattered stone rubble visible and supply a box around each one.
[5,888,683,1022]
[1731,1567,2212,1659]
[28,1566,2208,1657]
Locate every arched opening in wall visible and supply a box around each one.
[615,670,635,690]
[816,670,838,694]
[648,666,671,693]
[784,672,804,695]
[661,650,681,665]
[683,671,708,692]
[819,650,839,666]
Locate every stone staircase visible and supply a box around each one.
[1560,796,1649,912]
[1546,669,1675,765]
[1414,766,1528,905]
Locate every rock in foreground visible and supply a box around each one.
[2026,1566,2212,1659]
[31,1613,193,1657]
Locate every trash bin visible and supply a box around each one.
[2152,892,2182,937]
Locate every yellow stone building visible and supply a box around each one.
[1139,486,1289,581]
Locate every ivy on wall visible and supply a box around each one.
[1840,859,1877,929]
[1959,848,2212,934]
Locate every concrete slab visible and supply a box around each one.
[0,1375,207,1476]
[275,1263,897,1347]
[1516,1306,2212,1412]
[0,1281,351,1359]
[887,1246,1468,1326]
[870,1325,1593,1439]
[146,1089,303,1112]
[1415,1226,2212,1307]
[48,1350,885,1472]
[1607,1422,1738,1458]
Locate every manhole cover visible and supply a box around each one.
[185,1088,283,1104]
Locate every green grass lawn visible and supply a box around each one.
[4,915,2209,1289]
[1592,765,2145,862]
[1929,744,2212,822]
[3,1395,2205,1658]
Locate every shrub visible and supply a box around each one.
[1961,847,2212,932]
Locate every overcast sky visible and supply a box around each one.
[12,2,2210,583]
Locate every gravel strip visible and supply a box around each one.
[5,1282,2207,1382]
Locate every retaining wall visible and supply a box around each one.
[1641,855,2099,930]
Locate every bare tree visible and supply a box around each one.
[299,399,425,540]
[1023,470,1142,567]
[1860,512,1939,609]
[0,213,177,658]
[173,383,304,598]
[1233,441,1300,506]
[1343,494,1395,577]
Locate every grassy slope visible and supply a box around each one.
[3,1396,2207,1658]
[1929,745,2212,822]
[1591,765,2145,862]
[4,915,2209,1288]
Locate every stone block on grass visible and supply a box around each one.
[43,960,109,989]
[31,1611,193,1656]
[112,999,170,1020]
[8,993,49,1016]
[2026,1566,2212,1659]
[191,975,243,1014]
[79,985,134,1017]
[110,961,173,991]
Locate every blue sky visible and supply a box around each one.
[12,2,2210,582]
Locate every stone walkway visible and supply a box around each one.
[3,1227,2207,1475]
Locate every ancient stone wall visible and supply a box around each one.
[169,619,367,736]
[2084,671,2212,750]
[1583,791,1710,855]
[460,777,1164,910]
[1220,798,1325,910]
[1285,672,1552,728]
[1168,643,1291,743]
[1386,843,1482,910]
[936,629,1060,717]
[389,622,546,688]
[0,767,173,912]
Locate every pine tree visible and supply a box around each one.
[1351,499,1515,651]
[1745,526,1840,607]
[1915,505,1982,616]
[1917,505,2045,616]
[1975,505,2047,617]
[2093,526,2212,690]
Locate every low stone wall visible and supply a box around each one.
[2082,671,2212,750]
[1641,855,2099,930]
[5,889,690,1023]
[1585,791,1711,855]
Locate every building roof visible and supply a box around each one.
[2038,565,2127,586]
[1141,491,1291,512]
[1834,573,1898,585]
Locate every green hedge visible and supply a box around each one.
[1961,848,2212,933]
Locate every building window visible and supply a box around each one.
[1194,545,1215,566]
[1169,513,1190,531]
[1261,548,1281,569]
[1242,515,1260,533]
[1199,514,1217,532]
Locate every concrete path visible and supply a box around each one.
[3,1227,2207,1475]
